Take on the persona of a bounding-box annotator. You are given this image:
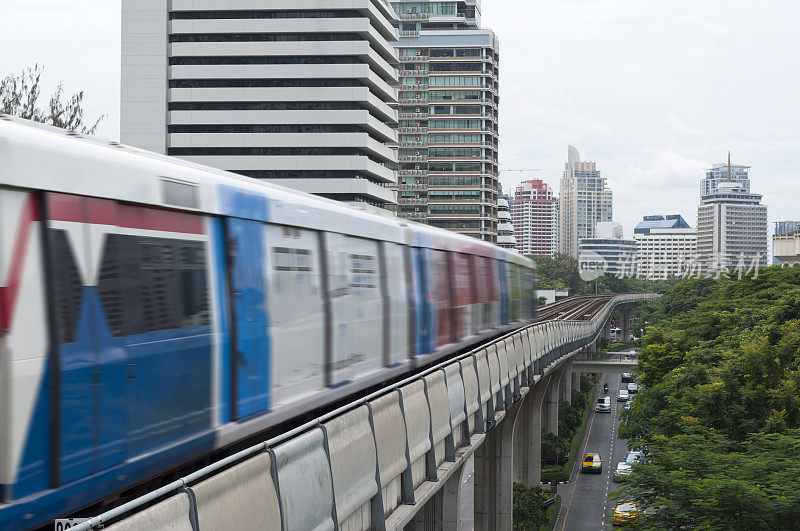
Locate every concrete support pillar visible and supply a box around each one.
[572,368,582,396]
[474,400,521,530]
[621,308,631,342]
[513,375,549,487]
[544,367,561,436]
[560,360,573,404]
[411,462,463,531]
[603,319,612,341]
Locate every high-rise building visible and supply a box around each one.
[773,221,800,267]
[696,155,768,270]
[510,179,558,255]
[121,1,400,210]
[578,222,636,277]
[702,161,750,195]
[387,1,500,241]
[558,146,613,257]
[634,215,697,279]
[497,196,517,249]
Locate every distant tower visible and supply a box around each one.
[558,146,613,257]
[697,153,768,270]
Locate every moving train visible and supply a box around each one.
[0,115,536,527]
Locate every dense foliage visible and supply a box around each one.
[618,266,800,529]
[531,253,680,295]
[513,483,555,530]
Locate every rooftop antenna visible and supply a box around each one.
[727,150,732,182]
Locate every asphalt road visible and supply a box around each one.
[558,372,631,531]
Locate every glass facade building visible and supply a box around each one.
[387,1,500,241]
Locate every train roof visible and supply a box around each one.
[0,115,530,265]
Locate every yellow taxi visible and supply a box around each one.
[580,453,602,473]
[612,501,639,526]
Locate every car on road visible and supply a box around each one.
[612,501,639,526]
[581,453,603,473]
[596,396,612,413]
[625,451,645,465]
[621,372,634,383]
[613,461,633,482]
[617,389,630,402]
[627,382,639,394]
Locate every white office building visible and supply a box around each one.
[697,180,768,270]
[578,222,636,277]
[633,215,697,279]
[121,0,400,210]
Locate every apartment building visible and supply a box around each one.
[510,179,558,255]
[559,146,613,257]
[121,0,400,210]
[388,1,500,241]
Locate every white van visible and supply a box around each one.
[596,396,612,413]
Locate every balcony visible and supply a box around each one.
[399,12,429,21]
[399,126,428,133]
[398,197,428,205]
[398,112,429,119]
[400,82,429,90]
[399,30,419,37]
[398,183,426,191]
[399,212,427,220]
[399,155,427,162]
[398,169,428,177]
[399,97,428,104]
[399,141,428,148]
[398,56,429,63]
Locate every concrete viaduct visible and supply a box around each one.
[76,294,656,531]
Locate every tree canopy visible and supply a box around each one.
[0,64,104,134]
[617,266,800,529]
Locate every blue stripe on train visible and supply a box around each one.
[212,217,232,424]
[218,184,269,222]
[12,361,50,499]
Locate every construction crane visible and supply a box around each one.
[499,168,541,173]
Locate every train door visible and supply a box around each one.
[498,260,509,325]
[412,247,432,355]
[44,193,127,483]
[226,218,270,418]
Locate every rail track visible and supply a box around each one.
[536,294,616,322]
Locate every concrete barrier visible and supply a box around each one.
[323,405,381,531]
[424,370,452,470]
[104,492,194,531]
[192,453,281,531]
[368,391,408,517]
[444,363,467,449]
[459,356,481,436]
[272,428,335,531]
[399,380,432,490]
[473,348,493,427]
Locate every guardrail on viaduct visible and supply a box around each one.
[75,293,657,531]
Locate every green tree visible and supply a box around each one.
[1,64,104,134]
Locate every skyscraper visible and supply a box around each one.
[696,154,768,270]
[121,1,400,210]
[558,146,613,257]
[510,179,558,255]
[497,196,517,250]
[388,1,500,241]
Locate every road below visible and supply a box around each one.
[558,372,631,530]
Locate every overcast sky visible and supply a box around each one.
[2,0,798,238]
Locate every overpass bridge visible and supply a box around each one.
[75,294,655,531]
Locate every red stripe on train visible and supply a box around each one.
[0,194,40,336]
[47,192,204,235]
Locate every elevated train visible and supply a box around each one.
[0,116,535,528]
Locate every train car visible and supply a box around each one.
[0,115,535,528]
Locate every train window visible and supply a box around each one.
[98,234,210,336]
[49,229,85,344]
[162,178,199,209]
